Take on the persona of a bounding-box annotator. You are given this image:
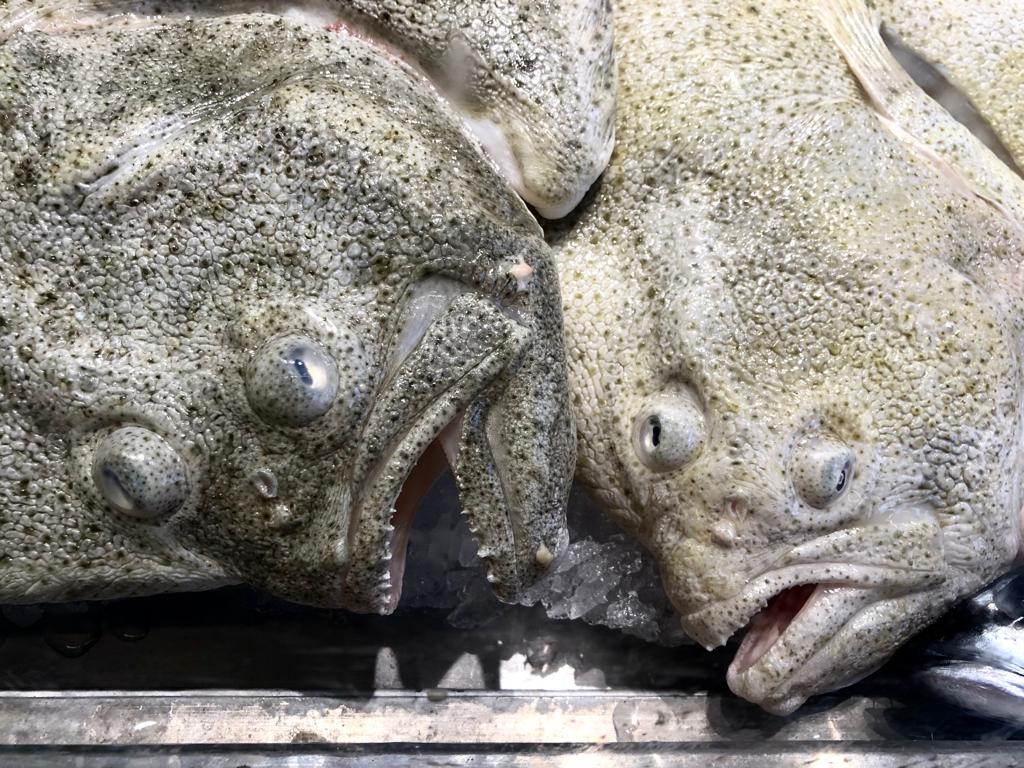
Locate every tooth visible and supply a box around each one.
[509,262,534,292]
[535,543,554,567]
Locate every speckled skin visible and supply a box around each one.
[0,8,575,611]
[320,0,617,218]
[555,0,1024,714]
[3,0,617,219]
[873,0,1024,167]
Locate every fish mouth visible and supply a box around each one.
[683,556,947,713]
[339,277,571,614]
[725,581,872,712]
[682,571,885,716]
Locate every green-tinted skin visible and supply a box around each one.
[2,0,617,218]
[0,9,575,612]
[556,0,1024,714]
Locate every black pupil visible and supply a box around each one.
[649,416,662,447]
[291,356,313,386]
[835,467,848,492]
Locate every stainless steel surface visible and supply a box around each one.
[0,691,903,745]
[0,749,1021,768]
[0,587,1020,766]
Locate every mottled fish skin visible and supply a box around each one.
[553,0,1024,714]
[0,9,573,610]
[3,0,617,220]
[331,0,617,219]
[872,0,1024,168]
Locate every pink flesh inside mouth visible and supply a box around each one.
[384,418,465,612]
[731,584,818,674]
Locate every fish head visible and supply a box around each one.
[571,192,1023,712]
[0,10,573,610]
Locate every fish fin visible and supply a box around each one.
[872,0,1024,169]
[819,0,1024,233]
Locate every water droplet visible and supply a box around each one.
[43,604,101,658]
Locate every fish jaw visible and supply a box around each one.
[678,510,955,715]
[340,285,571,614]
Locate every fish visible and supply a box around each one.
[552,0,1024,714]
[0,1,584,613]
[916,567,1024,727]
[0,0,617,220]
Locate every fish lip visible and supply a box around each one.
[681,562,943,650]
[681,557,945,714]
[724,582,877,716]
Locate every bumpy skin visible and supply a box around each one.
[0,8,574,610]
[333,0,616,218]
[2,0,617,219]
[873,0,1024,166]
[555,0,1024,714]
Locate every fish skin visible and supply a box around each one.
[871,0,1024,170]
[553,0,1024,714]
[1,0,617,220]
[0,8,574,610]
[916,567,1024,726]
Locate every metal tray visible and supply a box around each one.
[0,582,1020,767]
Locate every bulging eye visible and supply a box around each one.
[245,334,340,427]
[92,426,190,519]
[633,392,706,472]
[790,435,854,508]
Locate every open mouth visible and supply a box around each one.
[339,278,569,614]
[731,583,819,674]
[382,426,459,613]
[682,573,875,715]
[681,546,947,714]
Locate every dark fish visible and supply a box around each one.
[917,567,1024,726]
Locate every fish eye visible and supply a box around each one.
[790,435,854,508]
[245,334,340,427]
[633,391,706,472]
[92,426,190,519]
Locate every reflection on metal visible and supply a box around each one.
[0,691,1021,766]
[0,587,1020,762]
[0,750,1021,768]
[0,690,982,744]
